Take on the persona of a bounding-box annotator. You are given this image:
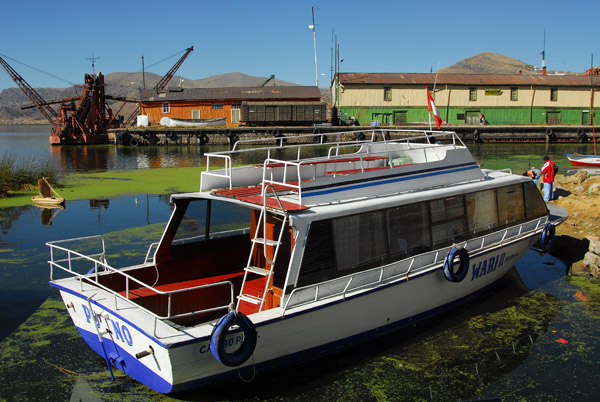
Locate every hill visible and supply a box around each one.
[0,53,566,124]
[0,72,299,124]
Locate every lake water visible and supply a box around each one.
[0,125,599,401]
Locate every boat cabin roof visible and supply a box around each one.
[172,129,524,218]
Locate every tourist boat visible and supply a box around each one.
[566,153,600,167]
[47,129,567,393]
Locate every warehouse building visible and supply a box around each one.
[139,86,322,126]
[331,72,598,126]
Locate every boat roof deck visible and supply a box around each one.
[196,129,486,212]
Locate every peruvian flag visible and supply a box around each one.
[427,87,442,130]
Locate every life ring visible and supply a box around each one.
[540,223,555,252]
[545,128,553,136]
[577,129,588,143]
[443,247,470,282]
[228,133,240,145]
[210,311,257,367]
[129,137,140,146]
[199,133,209,145]
[166,131,178,142]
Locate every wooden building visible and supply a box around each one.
[331,72,599,126]
[139,86,322,126]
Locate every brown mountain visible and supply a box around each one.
[440,52,538,75]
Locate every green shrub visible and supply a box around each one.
[0,153,61,198]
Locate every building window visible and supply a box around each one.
[232,103,242,109]
[212,103,224,110]
[510,88,518,101]
[469,88,477,101]
[550,88,558,102]
[384,87,392,101]
[162,102,170,113]
[192,110,201,119]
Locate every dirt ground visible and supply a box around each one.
[548,171,600,264]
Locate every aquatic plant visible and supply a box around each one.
[0,152,61,197]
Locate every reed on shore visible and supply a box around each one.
[0,153,61,198]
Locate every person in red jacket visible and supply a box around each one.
[541,155,555,201]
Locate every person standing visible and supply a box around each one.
[541,156,555,201]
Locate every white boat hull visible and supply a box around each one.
[54,235,535,392]
[566,153,600,167]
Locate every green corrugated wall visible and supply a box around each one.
[338,107,599,126]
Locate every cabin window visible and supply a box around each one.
[523,181,548,218]
[550,88,558,102]
[496,184,525,225]
[333,211,388,271]
[297,220,335,286]
[469,88,477,101]
[387,203,431,257]
[510,88,518,101]
[162,102,170,113]
[212,103,224,110]
[430,196,468,246]
[384,87,392,101]
[466,189,498,234]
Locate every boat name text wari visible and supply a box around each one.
[471,251,517,281]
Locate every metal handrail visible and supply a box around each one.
[47,239,236,331]
[281,215,548,315]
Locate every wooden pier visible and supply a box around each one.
[108,125,596,146]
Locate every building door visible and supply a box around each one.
[582,111,590,125]
[466,111,480,125]
[393,111,407,124]
[546,112,560,124]
[231,109,240,124]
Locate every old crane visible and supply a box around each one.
[0,56,134,144]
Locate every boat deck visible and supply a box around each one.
[199,129,484,211]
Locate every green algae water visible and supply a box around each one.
[1,125,599,401]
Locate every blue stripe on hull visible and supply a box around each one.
[76,326,174,393]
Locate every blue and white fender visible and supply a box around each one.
[443,247,470,282]
[210,311,257,367]
[540,223,555,252]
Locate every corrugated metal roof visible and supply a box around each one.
[338,72,597,87]
[142,86,321,102]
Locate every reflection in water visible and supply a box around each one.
[37,205,64,226]
[89,199,109,210]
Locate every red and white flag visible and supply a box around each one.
[427,87,442,130]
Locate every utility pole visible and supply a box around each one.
[87,52,100,75]
[309,6,318,87]
[142,54,146,90]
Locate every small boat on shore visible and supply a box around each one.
[160,117,226,127]
[566,153,600,167]
[47,129,567,393]
[32,177,64,207]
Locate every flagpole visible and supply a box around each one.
[432,63,440,130]
[428,90,432,131]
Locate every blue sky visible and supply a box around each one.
[0,0,598,92]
